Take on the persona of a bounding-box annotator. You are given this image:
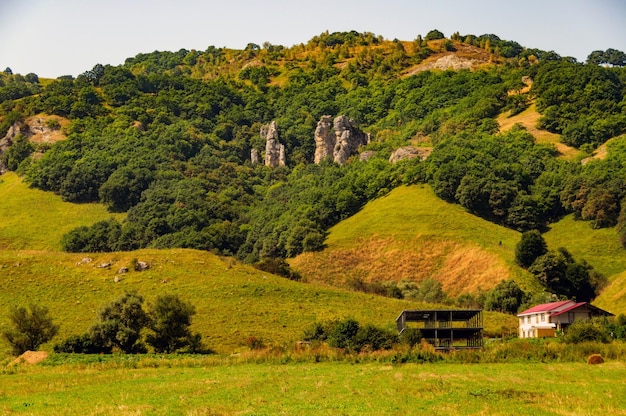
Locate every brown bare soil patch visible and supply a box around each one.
[404,42,492,77]
[10,350,49,366]
[25,114,69,144]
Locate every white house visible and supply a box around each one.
[517,300,613,338]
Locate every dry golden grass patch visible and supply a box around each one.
[291,185,527,297]
[436,245,510,294]
[497,103,580,159]
[581,136,625,164]
[292,235,509,297]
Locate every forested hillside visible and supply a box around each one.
[1,30,625,307]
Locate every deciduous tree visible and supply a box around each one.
[2,304,59,355]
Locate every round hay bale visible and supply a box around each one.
[587,354,604,365]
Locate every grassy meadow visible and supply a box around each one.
[0,172,517,357]
[1,357,625,415]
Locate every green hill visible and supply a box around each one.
[291,184,626,314]
[291,184,530,295]
[1,31,625,357]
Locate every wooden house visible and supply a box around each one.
[396,309,483,350]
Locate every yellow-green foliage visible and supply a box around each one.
[291,185,536,295]
[0,172,124,250]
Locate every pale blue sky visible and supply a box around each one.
[1,0,625,78]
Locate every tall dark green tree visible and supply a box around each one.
[90,292,149,353]
[484,280,527,314]
[146,294,202,353]
[515,230,548,268]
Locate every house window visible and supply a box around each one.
[541,313,545,322]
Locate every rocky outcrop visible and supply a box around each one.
[250,148,260,165]
[314,115,369,165]
[388,146,432,163]
[0,116,67,173]
[261,121,286,167]
[314,115,335,163]
[359,151,376,162]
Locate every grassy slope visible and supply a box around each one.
[496,102,580,159]
[0,248,450,354]
[0,174,517,356]
[544,215,626,314]
[0,172,124,250]
[291,185,537,295]
[291,184,626,314]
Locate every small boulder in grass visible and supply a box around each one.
[587,354,604,365]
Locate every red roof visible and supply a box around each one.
[550,302,587,317]
[517,300,576,316]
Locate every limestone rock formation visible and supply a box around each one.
[250,148,260,165]
[359,150,376,162]
[314,115,334,163]
[0,116,66,173]
[261,121,286,167]
[388,146,432,164]
[314,115,369,165]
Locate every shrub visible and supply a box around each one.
[90,292,149,353]
[484,280,527,314]
[399,328,422,348]
[515,230,547,268]
[254,258,301,281]
[245,336,265,350]
[303,318,397,353]
[355,325,398,351]
[54,333,108,354]
[561,319,610,344]
[328,318,360,350]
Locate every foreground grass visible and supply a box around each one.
[1,356,625,415]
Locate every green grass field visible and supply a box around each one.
[0,247,517,355]
[0,172,124,251]
[1,357,625,415]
